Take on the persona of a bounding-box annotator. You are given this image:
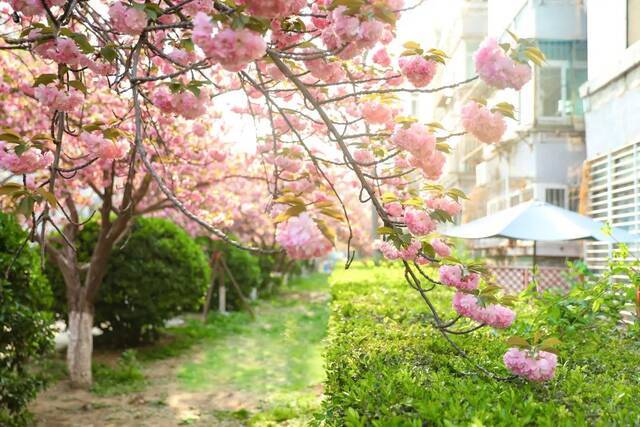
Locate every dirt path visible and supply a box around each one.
[31,274,330,427]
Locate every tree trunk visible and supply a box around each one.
[67,308,94,389]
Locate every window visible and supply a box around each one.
[545,188,566,208]
[539,67,563,117]
[536,41,587,119]
[629,0,640,47]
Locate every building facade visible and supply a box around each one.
[429,0,588,266]
[581,0,640,273]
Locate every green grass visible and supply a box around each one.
[91,350,146,396]
[177,273,329,402]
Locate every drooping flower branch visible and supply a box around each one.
[0,0,552,386]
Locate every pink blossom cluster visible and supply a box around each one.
[152,87,208,119]
[353,149,375,164]
[80,132,128,161]
[426,197,461,216]
[384,202,403,218]
[404,207,435,236]
[430,238,451,257]
[0,142,54,174]
[391,123,435,158]
[409,150,445,180]
[182,0,213,16]
[276,212,333,260]
[34,85,83,112]
[8,0,64,16]
[33,37,113,75]
[237,0,305,18]
[452,292,516,329]
[109,2,147,36]
[304,56,345,83]
[193,13,266,72]
[439,265,479,291]
[320,7,385,59]
[475,38,532,90]
[271,20,304,49]
[374,239,424,262]
[372,48,391,67]
[461,101,506,144]
[399,56,437,87]
[360,101,394,124]
[391,124,444,179]
[503,348,558,382]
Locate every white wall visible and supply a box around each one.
[582,0,640,159]
[584,66,640,158]
[585,0,628,81]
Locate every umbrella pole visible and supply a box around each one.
[532,240,538,292]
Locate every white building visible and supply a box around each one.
[581,0,640,273]
[425,0,588,266]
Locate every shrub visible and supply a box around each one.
[196,237,261,310]
[0,212,53,426]
[48,217,210,347]
[321,264,640,426]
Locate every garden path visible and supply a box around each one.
[31,274,330,426]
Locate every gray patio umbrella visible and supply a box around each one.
[443,200,640,266]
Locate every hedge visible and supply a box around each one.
[321,263,640,426]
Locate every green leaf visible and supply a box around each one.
[320,207,344,222]
[33,73,58,87]
[60,29,94,54]
[274,194,305,206]
[314,218,336,244]
[100,46,118,63]
[0,183,24,196]
[36,188,57,206]
[403,41,421,50]
[0,132,22,143]
[180,38,195,53]
[381,192,398,203]
[506,336,530,349]
[376,226,395,235]
[68,80,87,95]
[273,204,306,224]
[540,337,562,349]
[102,128,123,140]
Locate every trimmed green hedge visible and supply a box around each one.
[321,264,640,426]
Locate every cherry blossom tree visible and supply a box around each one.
[0,0,553,388]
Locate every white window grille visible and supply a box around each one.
[586,141,640,273]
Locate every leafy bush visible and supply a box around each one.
[0,212,53,426]
[321,264,640,426]
[196,237,261,310]
[48,217,210,347]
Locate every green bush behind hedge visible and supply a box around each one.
[321,263,640,427]
[48,217,210,347]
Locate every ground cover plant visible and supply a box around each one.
[321,263,640,426]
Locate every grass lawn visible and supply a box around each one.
[31,273,330,426]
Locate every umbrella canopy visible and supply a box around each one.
[444,201,640,243]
